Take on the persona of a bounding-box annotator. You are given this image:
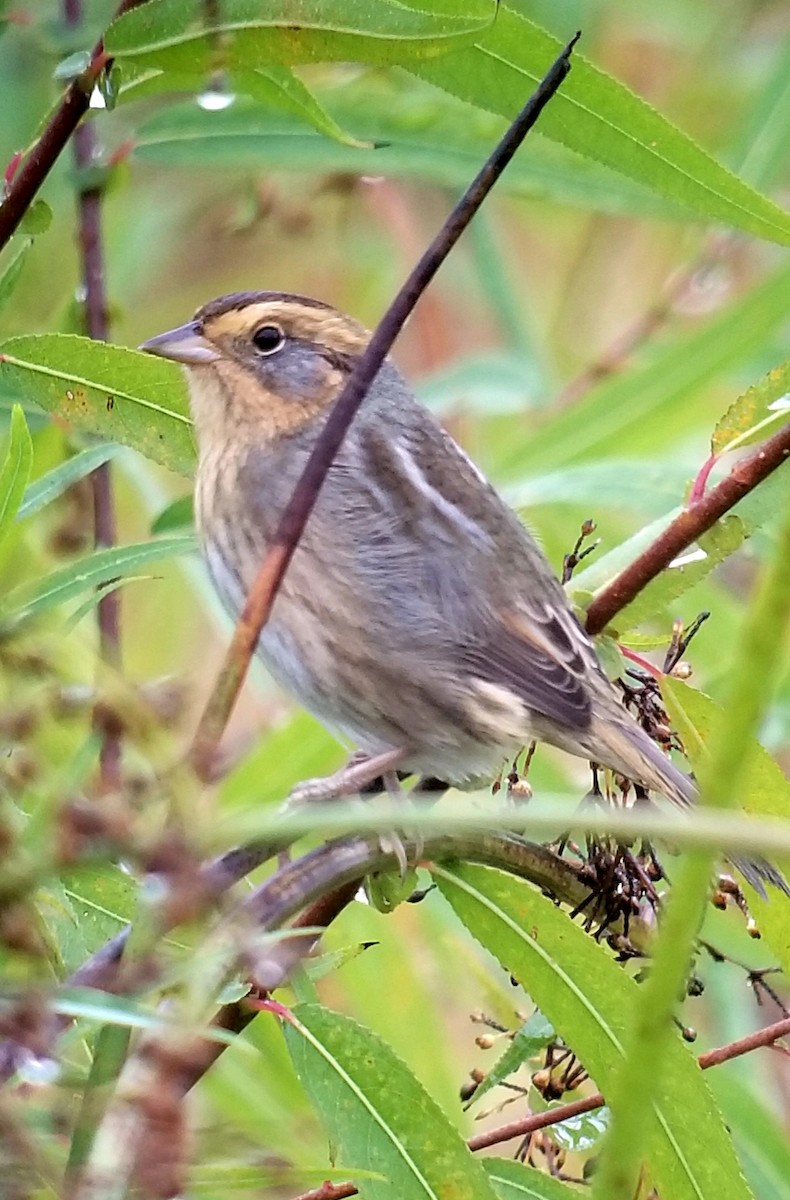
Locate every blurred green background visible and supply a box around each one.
[2,0,790,1194]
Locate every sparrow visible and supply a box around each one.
[140,291,784,895]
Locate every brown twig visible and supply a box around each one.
[0,0,145,253]
[288,1015,790,1200]
[65,0,122,793]
[585,420,790,636]
[186,33,580,780]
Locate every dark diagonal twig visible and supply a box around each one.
[188,32,581,779]
[65,0,122,792]
[0,0,145,252]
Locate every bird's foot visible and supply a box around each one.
[287,748,405,806]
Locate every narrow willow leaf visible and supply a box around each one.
[0,404,32,544]
[106,0,493,76]
[710,1074,790,1200]
[17,443,122,522]
[0,238,31,315]
[133,92,694,222]
[284,1003,500,1200]
[0,335,194,475]
[410,5,790,245]
[232,66,373,149]
[435,864,752,1200]
[1,535,194,625]
[55,987,237,1043]
[62,574,152,632]
[484,1158,583,1199]
[711,359,790,456]
[510,261,790,473]
[466,1011,554,1109]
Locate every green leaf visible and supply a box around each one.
[467,1011,554,1109]
[17,443,121,522]
[0,335,195,475]
[435,863,752,1200]
[284,1002,501,1200]
[484,1158,584,1199]
[510,261,790,473]
[106,0,494,75]
[132,85,697,221]
[1,534,195,625]
[18,199,52,235]
[711,359,790,456]
[0,239,31,316]
[150,492,193,534]
[710,1072,790,1200]
[0,403,32,545]
[409,5,790,245]
[232,66,373,149]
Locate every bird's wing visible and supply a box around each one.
[343,402,598,733]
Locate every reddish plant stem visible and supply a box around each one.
[288,1015,790,1200]
[65,0,121,792]
[187,35,580,780]
[0,0,145,253]
[585,420,790,637]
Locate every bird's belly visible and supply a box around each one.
[203,537,521,786]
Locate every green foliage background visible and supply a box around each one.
[2,1,790,1198]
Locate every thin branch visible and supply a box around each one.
[585,418,790,636]
[187,33,580,780]
[0,835,584,1083]
[65,0,122,793]
[0,0,145,252]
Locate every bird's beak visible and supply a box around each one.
[139,321,220,365]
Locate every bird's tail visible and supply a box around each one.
[588,713,788,899]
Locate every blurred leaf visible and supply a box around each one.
[17,443,121,522]
[660,678,790,977]
[284,1002,500,1200]
[467,1010,554,1109]
[150,492,194,534]
[1,534,195,625]
[56,987,237,1042]
[0,335,195,475]
[507,459,691,517]
[734,37,790,189]
[511,262,790,472]
[18,199,52,235]
[0,403,32,544]
[410,6,790,244]
[106,0,494,76]
[62,863,137,954]
[0,238,31,315]
[484,1158,584,1198]
[233,66,373,149]
[710,1072,790,1200]
[133,91,700,221]
[435,863,752,1200]
[711,360,790,456]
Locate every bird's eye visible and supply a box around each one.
[252,325,285,355]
